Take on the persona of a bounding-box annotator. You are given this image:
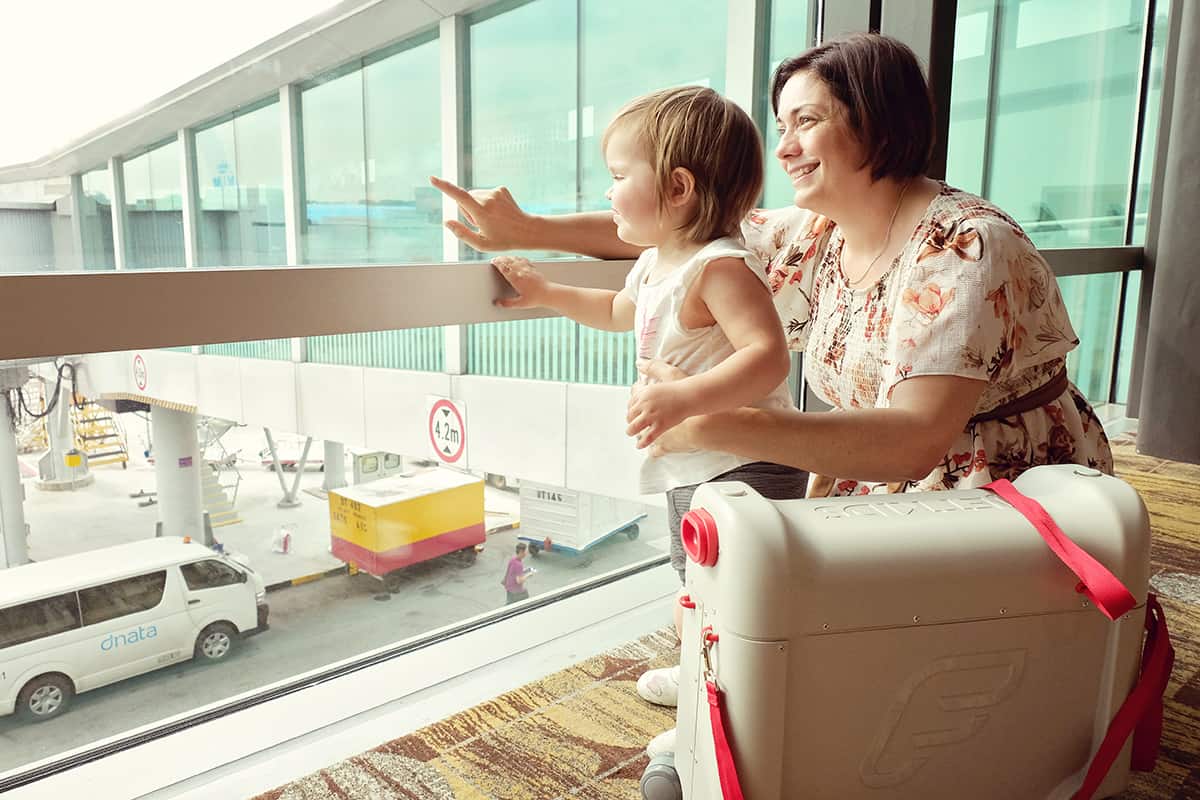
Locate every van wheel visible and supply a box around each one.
[195,623,238,662]
[17,675,73,723]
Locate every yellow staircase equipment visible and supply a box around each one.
[203,460,244,528]
[72,400,129,468]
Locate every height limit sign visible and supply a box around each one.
[427,396,467,465]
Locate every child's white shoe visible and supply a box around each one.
[646,727,677,758]
[636,664,680,707]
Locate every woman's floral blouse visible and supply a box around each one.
[742,182,1113,496]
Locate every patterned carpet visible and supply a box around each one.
[254,438,1200,800]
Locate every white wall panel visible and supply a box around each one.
[297,364,366,449]
[452,376,566,484]
[74,351,133,398]
[564,383,646,501]
[363,368,453,458]
[138,350,198,407]
[239,360,298,434]
[196,356,244,422]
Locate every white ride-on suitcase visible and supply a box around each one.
[641,465,1172,800]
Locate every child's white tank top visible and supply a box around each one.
[623,236,795,494]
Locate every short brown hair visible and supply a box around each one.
[771,33,933,181]
[602,86,764,242]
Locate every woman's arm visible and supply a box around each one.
[430,177,643,260]
[647,366,987,482]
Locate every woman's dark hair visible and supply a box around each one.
[770,33,934,181]
[515,542,527,554]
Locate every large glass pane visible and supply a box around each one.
[301,69,367,264]
[577,0,727,209]
[947,0,1147,249]
[80,168,116,270]
[1,341,665,772]
[363,38,442,264]
[124,141,185,269]
[196,103,286,268]
[469,0,577,258]
[234,102,287,266]
[196,117,241,266]
[1059,272,1122,402]
[763,0,816,209]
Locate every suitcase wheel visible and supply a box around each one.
[640,753,682,800]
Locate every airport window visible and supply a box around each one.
[0,594,82,650]
[123,141,185,270]
[79,167,116,270]
[300,35,440,267]
[195,101,287,268]
[465,0,726,384]
[181,560,244,591]
[946,0,1166,403]
[78,572,168,626]
[763,0,816,208]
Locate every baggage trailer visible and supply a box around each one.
[646,465,1163,800]
[518,480,646,559]
[329,469,485,592]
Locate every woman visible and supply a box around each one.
[432,33,1112,493]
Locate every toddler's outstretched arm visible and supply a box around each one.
[493,256,635,332]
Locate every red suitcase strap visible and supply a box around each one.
[982,479,1174,799]
[706,680,745,800]
[1072,595,1174,800]
[700,628,745,800]
[983,479,1136,620]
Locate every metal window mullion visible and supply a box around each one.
[109,156,129,271]
[725,0,769,118]
[280,85,305,267]
[280,84,307,363]
[880,0,957,180]
[1099,0,1180,416]
[821,0,873,41]
[1123,0,1157,247]
[441,14,470,376]
[68,174,86,271]
[978,0,1005,200]
[179,128,200,269]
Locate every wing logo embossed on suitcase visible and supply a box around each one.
[661,465,1171,800]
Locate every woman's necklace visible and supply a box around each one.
[845,179,911,287]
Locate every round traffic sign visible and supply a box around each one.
[428,399,466,463]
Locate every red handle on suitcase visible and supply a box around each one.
[983,479,1136,620]
[983,479,1174,799]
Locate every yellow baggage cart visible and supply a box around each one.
[329,469,485,592]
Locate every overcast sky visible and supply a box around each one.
[0,0,343,168]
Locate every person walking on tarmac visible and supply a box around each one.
[504,542,534,604]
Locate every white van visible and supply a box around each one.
[0,537,268,722]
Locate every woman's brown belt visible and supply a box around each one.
[969,367,1069,424]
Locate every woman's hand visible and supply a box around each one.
[628,358,694,449]
[430,176,532,252]
[493,256,552,309]
[646,416,706,457]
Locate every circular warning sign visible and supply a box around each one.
[133,354,148,391]
[428,398,466,464]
